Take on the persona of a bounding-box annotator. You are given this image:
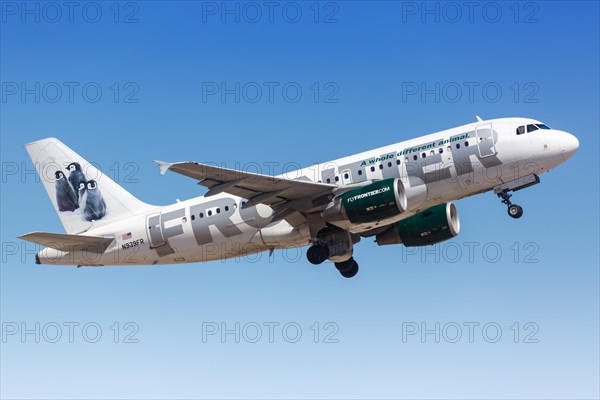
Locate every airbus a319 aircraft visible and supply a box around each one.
[20,117,578,278]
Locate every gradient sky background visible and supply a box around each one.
[1,1,598,399]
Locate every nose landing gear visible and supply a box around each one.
[508,204,523,218]
[498,189,523,219]
[494,174,540,219]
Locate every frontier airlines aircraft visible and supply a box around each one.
[20,117,578,278]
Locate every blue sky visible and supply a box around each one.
[1,1,598,399]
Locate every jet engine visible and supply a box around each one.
[321,178,427,231]
[375,202,460,247]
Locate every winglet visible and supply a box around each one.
[153,160,172,175]
[476,115,483,122]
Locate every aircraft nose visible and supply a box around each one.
[560,131,579,161]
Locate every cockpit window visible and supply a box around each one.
[518,123,552,135]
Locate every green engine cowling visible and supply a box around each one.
[322,179,407,224]
[376,202,460,247]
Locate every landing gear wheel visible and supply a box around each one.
[334,258,353,272]
[507,204,523,219]
[340,261,359,278]
[498,190,523,219]
[335,258,359,278]
[306,244,329,265]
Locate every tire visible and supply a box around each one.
[334,258,354,273]
[306,244,329,265]
[508,204,523,219]
[340,260,359,278]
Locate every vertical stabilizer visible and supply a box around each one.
[25,138,154,234]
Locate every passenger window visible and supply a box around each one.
[413,155,417,161]
[344,173,349,179]
[200,212,204,218]
[191,215,195,221]
[225,206,229,212]
[387,162,392,168]
[421,153,426,158]
[396,159,401,165]
[439,148,443,154]
[208,210,212,216]
[335,176,339,182]
[379,164,384,170]
[465,141,469,147]
[370,166,375,172]
[326,178,331,183]
[456,143,460,149]
[516,126,525,135]
[358,170,363,176]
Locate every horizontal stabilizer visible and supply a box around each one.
[19,232,114,253]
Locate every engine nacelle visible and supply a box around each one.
[321,177,427,233]
[376,202,460,247]
[321,178,428,228]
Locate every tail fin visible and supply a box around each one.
[25,138,154,234]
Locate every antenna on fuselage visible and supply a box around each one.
[476,115,483,122]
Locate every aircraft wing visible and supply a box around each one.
[154,161,338,211]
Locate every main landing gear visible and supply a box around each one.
[497,189,523,219]
[306,242,329,265]
[334,257,359,278]
[306,225,360,278]
[307,243,359,279]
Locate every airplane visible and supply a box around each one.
[19,117,579,278]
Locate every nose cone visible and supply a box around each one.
[560,131,579,161]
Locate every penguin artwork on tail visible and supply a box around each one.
[66,162,87,200]
[77,182,87,210]
[54,171,79,211]
[83,180,106,221]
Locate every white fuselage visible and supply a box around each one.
[37,117,579,266]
